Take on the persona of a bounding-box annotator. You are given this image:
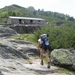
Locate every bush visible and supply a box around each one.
[34,25,75,50]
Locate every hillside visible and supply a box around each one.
[0,4,75,25]
[0,25,74,75]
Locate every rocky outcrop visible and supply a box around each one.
[0,39,27,59]
[0,25,17,37]
[9,25,42,33]
[0,25,74,75]
[51,49,75,70]
[0,37,39,59]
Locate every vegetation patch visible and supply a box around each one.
[11,34,36,43]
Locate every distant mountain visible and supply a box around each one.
[4,4,25,9]
[0,4,30,18]
[27,6,36,11]
[1,4,27,11]
[0,4,75,25]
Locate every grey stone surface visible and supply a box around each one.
[51,49,75,70]
[0,25,74,75]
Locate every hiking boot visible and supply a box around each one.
[47,62,50,68]
[41,60,44,65]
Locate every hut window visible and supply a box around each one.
[19,19,21,24]
[30,20,33,24]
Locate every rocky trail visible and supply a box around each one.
[0,25,74,75]
[0,37,74,75]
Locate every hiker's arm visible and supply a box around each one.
[37,41,40,50]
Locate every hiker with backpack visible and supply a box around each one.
[37,34,51,68]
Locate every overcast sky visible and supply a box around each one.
[0,0,75,18]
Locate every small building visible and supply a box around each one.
[1,17,8,22]
[7,16,45,25]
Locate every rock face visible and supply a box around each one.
[0,40,26,59]
[0,25,74,75]
[0,25,17,37]
[0,38,38,59]
[51,49,75,70]
[9,25,42,33]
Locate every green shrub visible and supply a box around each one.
[34,25,75,50]
[11,34,36,43]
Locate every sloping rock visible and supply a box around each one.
[0,26,17,37]
[0,38,74,75]
[0,25,74,74]
[0,38,26,59]
[69,48,75,70]
[9,39,39,57]
[51,49,75,70]
[0,38,38,59]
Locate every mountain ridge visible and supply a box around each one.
[0,4,75,24]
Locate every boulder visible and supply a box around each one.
[0,38,26,59]
[51,49,75,70]
[0,26,17,37]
